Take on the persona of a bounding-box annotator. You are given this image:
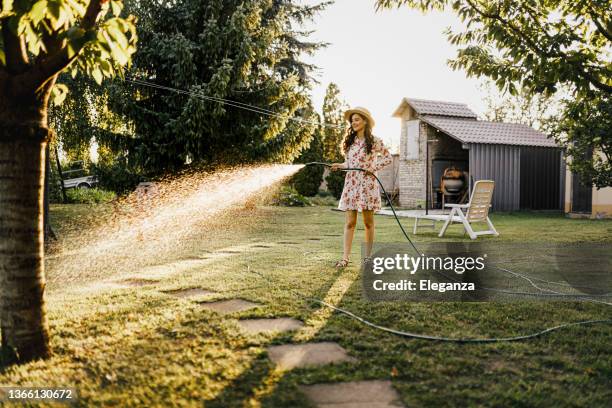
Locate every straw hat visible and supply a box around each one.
[344,106,375,128]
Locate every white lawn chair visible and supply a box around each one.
[413,180,499,239]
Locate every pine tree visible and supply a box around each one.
[104,0,330,173]
[322,82,348,162]
[321,82,348,198]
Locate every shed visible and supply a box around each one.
[392,97,564,211]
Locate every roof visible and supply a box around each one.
[421,115,559,147]
[392,97,478,119]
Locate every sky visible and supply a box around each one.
[300,0,493,152]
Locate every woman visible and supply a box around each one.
[330,107,393,268]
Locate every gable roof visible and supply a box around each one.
[393,97,478,119]
[420,115,558,147]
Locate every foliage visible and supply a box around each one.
[90,156,143,195]
[480,78,569,129]
[0,0,137,102]
[291,111,325,196]
[49,74,133,166]
[309,193,337,206]
[322,82,348,162]
[66,187,116,204]
[271,185,312,207]
[325,170,345,199]
[376,0,610,96]
[101,0,329,173]
[376,0,611,186]
[549,92,611,188]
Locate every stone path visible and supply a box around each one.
[152,250,405,407]
[237,317,303,334]
[198,299,260,315]
[266,342,356,370]
[299,380,404,408]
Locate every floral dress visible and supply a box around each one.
[338,136,393,212]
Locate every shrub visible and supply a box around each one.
[66,187,116,204]
[272,186,312,207]
[309,195,337,206]
[291,164,324,197]
[325,170,346,199]
[292,120,325,196]
[91,158,143,195]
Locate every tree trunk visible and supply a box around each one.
[0,125,51,362]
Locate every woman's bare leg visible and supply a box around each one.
[342,210,358,261]
[363,210,375,258]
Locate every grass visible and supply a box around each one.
[2,204,611,407]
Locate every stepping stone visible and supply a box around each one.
[299,380,404,408]
[267,342,356,370]
[162,288,215,298]
[237,318,303,334]
[199,299,260,315]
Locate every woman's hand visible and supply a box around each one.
[330,163,346,171]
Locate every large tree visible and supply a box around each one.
[376,0,611,187]
[102,0,330,174]
[0,1,136,362]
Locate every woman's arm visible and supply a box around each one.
[373,138,392,171]
[331,153,348,171]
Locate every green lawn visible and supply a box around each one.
[2,204,611,407]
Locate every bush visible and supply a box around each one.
[66,187,116,204]
[271,186,312,207]
[291,164,324,196]
[309,195,337,206]
[325,170,346,199]
[91,158,143,195]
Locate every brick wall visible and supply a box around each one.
[398,107,428,208]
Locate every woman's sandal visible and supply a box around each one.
[335,258,350,268]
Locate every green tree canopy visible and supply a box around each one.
[102,0,330,173]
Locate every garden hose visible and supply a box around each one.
[244,161,612,343]
[304,161,420,255]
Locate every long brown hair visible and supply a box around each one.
[342,113,374,155]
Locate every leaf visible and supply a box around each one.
[65,0,85,16]
[92,68,103,85]
[2,0,13,11]
[110,0,122,17]
[29,1,47,24]
[51,83,69,105]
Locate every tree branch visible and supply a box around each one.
[589,11,612,42]
[463,0,612,93]
[2,19,29,74]
[19,0,105,92]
